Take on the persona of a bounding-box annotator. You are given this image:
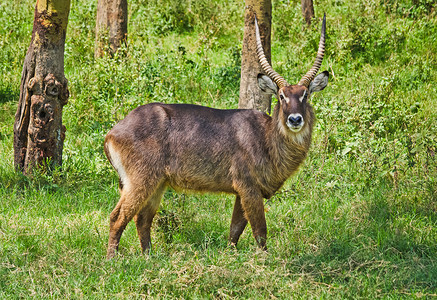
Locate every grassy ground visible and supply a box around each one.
[1,0,436,298]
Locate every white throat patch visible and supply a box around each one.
[292,125,310,145]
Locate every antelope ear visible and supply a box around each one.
[309,71,329,94]
[257,74,278,95]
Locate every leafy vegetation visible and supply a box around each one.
[1,0,436,298]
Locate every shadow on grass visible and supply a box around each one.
[288,181,437,295]
[0,86,19,105]
[155,210,229,251]
[181,226,229,250]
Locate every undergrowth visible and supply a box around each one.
[0,0,436,298]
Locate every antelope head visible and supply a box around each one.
[255,14,329,134]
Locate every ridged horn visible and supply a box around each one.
[254,15,289,89]
[298,13,326,87]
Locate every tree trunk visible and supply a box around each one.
[301,0,314,26]
[14,0,71,174]
[239,0,272,114]
[95,0,128,58]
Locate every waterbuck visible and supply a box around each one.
[104,14,329,258]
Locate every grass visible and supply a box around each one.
[1,0,436,298]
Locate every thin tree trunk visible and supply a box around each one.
[14,0,71,174]
[95,0,128,58]
[301,0,314,26]
[239,0,272,114]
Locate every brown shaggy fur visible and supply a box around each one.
[104,85,316,258]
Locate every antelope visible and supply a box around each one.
[104,14,329,258]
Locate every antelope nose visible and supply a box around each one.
[288,114,303,126]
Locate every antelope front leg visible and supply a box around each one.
[229,195,248,247]
[240,193,267,250]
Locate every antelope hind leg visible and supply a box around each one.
[107,181,162,259]
[134,183,166,254]
[107,194,132,259]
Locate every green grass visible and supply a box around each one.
[1,0,436,298]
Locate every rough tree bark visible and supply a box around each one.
[239,0,272,113]
[14,0,71,174]
[95,0,128,58]
[301,0,315,26]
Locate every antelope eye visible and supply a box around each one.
[280,94,284,101]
